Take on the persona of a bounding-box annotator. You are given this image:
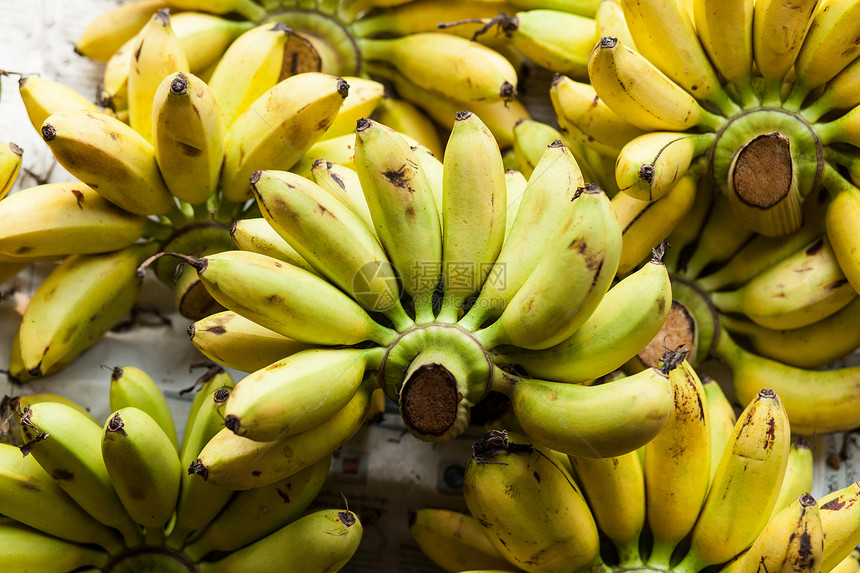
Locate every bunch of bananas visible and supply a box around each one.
[0,364,363,572]
[156,113,682,490]
[411,356,860,573]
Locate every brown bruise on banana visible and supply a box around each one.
[731,132,793,209]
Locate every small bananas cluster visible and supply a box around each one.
[0,365,362,573]
[157,112,682,490]
[411,356,860,573]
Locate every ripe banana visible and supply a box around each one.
[152,71,224,205]
[18,75,103,133]
[475,183,621,350]
[0,181,151,258]
[169,11,255,74]
[490,363,673,457]
[802,55,860,122]
[0,141,22,200]
[675,388,790,572]
[229,217,318,274]
[127,9,190,143]
[463,430,603,573]
[322,76,385,139]
[41,109,175,216]
[373,95,445,159]
[587,36,725,132]
[770,437,815,520]
[817,481,860,573]
[701,375,736,485]
[219,72,349,201]
[108,365,179,451]
[493,250,671,384]
[73,0,167,62]
[823,169,860,295]
[309,159,376,229]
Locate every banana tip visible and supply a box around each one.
[41,124,56,142]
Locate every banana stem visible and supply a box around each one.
[645,538,677,570]
[821,162,858,201]
[707,290,742,314]
[760,77,784,108]
[782,81,811,113]
[708,87,742,119]
[144,526,165,546]
[735,77,759,111]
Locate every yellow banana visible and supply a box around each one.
[710,235,856,330]
[127,9,190,143]
[823,168,860,294]
[196,508,362,573]
[587,36,725,132]
[675,388,790,573]
[162,0,267,21]
[98,35,135,112]
[437,111,507,322]
[351,0,520,39]
[0,141,22,200]
[0,520,109,573]
[408,508,516,573]
[354,118,442,323]
[802,55,860,122]
[463,430,603,573]
[358,33,518,102]
[309,159,376,229]
[549,73,646,158]
[475,183,621,350]
[459,139,585,331]
[662,176,714,275]
[595,0,636,51]
[108,365,179,451]
[373,95,445,159]
[503,168,528,240]
[18,74,102,133]
[189,309,314,373]
[736,494,823,573]
[182,454,331,560]
[615,132,713,202]
[618,0,739,116]
[493,250,671,384]
[41,109,175,216]
[830,550,860,573]
[219,72,349,201]
[770,437,815,520]
[0,181,150,258]
[169,11,254,73]
[701,375,736,486]
[152,71,224,205]
[642,353,711,569]
[15,401,143,546]
[74,0,167,62]
[715,326,860,435]
[229,217,318,273]
[321,76,385,140]
[291,132,358,177]
[613,170,699,276]
[818,481,860,573]
[491,364,673,457]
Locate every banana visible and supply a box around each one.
[413,144,445,219]
[207,23,297,128]
[2,393,100,446]
[818,481,860,573]
[222,346,385,442]
[250,168,413,330]
[493,249,671,384]
[354,117,442,323]
[823,167,860,295]
[0,520,110,573]
[612,170,699,276]
[770,437,815,520]
[15,401,143,546]
[549,73,646,158]
[815,104,860,149]
[786,0,860,110]
[162,0,267,21]
[459,139,584,331]
[152,71,224,205]
[358,33,518,102]
[182,454,331,560]
[16,242,155,378]
[408,508,516,573]
[309,159,376,229]
[462,430,604,573]
[802,55,860,122]
[169,11,255,74]
[568,449,645,567]
[736,493,823,573]
[74,0,167,62]
[0,141,22,200]
[503,168,528,240]
[127,9,190,144]
[189,309,313,373]
[587,37,725,133]
[219,72,349,202]
[291,132,358,177]
[642,351,711,569]
[0,442,124,554]
[474,183,621,350]
[674,388,790,573]
[662,172,714,275]
[108,365,179,451]
[322,76,385,140]
[615,132,713,202]
[491,363,673,458]
[18,74,103,133]
[196,508,362,573]
[437,111,507,322]
[715,325,860,435]
[351,0,520,38]
[831,551,860,573]
[692,0,756,108]
[172,249,397,346]
[41,109,175,216]
[752,0,819,106]
[98,35,135,112]
[0,181,151,258]
[618,0,739,116]
[190,376,375,490]
[720,296,860,368]
[165,379,234,549]
[229,217,318,273]
[709,235,856,330]
[595,0,636,51]
[701,375,736,485]
[374,95,445,159]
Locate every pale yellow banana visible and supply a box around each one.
[770,437,815,520]
[74,0,168,62]
[373,95,445,159]
[322,76,385,139]
[0,141,22,200]
[818,481,860,573]
[18,75,102,133]
[701,376,736,486]
[309,159,376,229]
